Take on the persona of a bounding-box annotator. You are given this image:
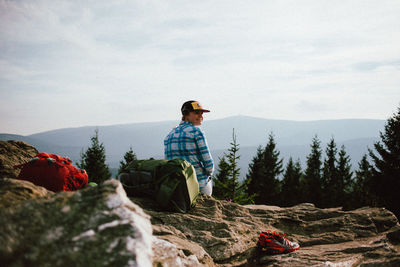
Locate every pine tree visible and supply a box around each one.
[351,154,375,208]
[213,155,231,200]
[302,136,323,206]
[78,129,111,184]
[245,146,264,199]
[225,129,241,201]
[255,133,283,205]
[336,145,353,208]
[369,105,400,218]
[118,147,137,175]
[280,158,303,207]
[321,138,338,207]
[213,129,253,204]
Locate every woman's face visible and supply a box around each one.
[185,110,204,126]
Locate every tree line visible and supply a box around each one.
[213,106,400,220]
[78,105,400,219]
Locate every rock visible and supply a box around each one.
[0,140,38,179]
[0,179,153,267]
[131,198,400,266]
[0,178,53,209]
[152,236,204,267]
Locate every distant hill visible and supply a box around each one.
[0,116,385,179]
[202,116,384,147]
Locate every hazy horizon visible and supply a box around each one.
[0,114,387,136]
[1,1,399,135]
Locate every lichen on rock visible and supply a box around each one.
[0,179,153,267]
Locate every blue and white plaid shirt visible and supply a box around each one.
[164,120,214,189]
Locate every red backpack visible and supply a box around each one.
[15,152,88,192]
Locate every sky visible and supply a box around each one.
[0,0,399,135]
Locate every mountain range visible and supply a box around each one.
[0,116,385,180]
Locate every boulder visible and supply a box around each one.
[0,140,38,179]
[0,179,154,267]
[0,178,53,209]
[132,197,400,266]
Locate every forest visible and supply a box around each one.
[213,106,400,220]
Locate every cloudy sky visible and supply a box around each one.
[1,0,399,135]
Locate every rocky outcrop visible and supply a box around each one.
[1,141,399,266]
[0,178,153,267]
[0,141,38,179]
[1,178,399,267]
[0,177,53,209]
[133,197,400,266]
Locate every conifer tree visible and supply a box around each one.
[255,133,283,205]
[369,105,400,218]
[336,145,353,207]
[78,129,111,184]
[321,138,338,207]
[245,146,264,199]
[213,155,231,200]
[302,136,323,206]
[280,158,303,207]
[351,154,375,208]
[213,129,253,204]
[226,129,241,198]
[118,147,137,175]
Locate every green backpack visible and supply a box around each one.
[118,158,199,213]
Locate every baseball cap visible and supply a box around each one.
[181,100,210,114]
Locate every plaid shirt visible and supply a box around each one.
[164,120,214,188]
